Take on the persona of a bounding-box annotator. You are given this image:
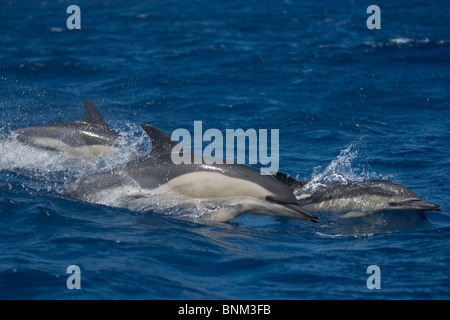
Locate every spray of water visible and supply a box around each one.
[295,143,384,198]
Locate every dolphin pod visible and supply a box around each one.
[2,100,442,222]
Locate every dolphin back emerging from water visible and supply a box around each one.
[274,171,442,218]
[9,100,120,158]
[64,125,318,223]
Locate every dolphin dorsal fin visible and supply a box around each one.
[274,171,307,190]
[141,124,179,154]
[82,100,108,125]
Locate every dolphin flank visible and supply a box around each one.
[64,125,319,223]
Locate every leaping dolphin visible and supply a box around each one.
[7,100,121,158]
[64,125,319,223]
[274,171,442,218]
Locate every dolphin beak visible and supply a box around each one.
[390,199,442,211]
[265,195,319,222]
[413,200,442,211]
[282,203,319,223]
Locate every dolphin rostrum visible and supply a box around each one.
[8,100,121,158]
[64,125,319,223]
[274,171,442,218]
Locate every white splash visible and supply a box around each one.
[294,143,384,198]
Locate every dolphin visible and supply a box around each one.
[7,100,121,158]
[64,125,319,223]
[274,171,442,218]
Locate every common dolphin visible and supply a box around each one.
[274,171,442,218]
[64,125,319,223]
[7,100,121,158]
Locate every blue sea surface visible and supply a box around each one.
[0,0,449,299]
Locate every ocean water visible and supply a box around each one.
[1,0,449,299]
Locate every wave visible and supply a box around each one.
[363,37,449,49]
